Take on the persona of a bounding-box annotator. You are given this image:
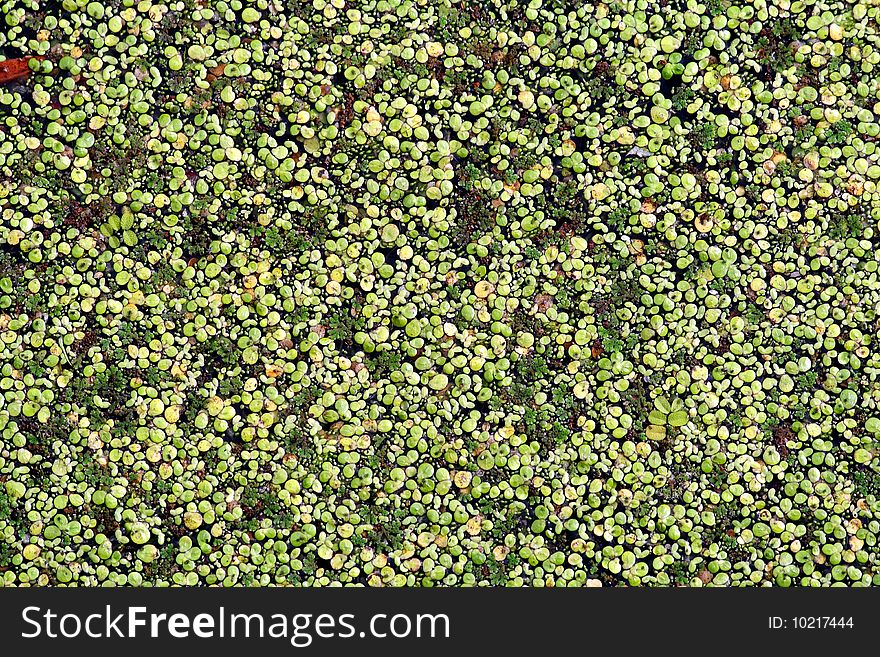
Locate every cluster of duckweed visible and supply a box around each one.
[1,0,880,586]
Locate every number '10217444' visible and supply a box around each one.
[768,617,854,630]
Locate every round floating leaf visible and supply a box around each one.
[667,411,689,427]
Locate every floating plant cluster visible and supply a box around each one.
[1,0,880,586]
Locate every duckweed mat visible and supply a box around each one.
[1,0,880,586]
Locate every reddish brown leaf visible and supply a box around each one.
[0,56,43,84]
